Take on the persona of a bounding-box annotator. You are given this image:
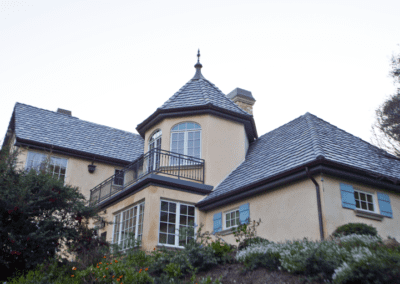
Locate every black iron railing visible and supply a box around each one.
[89,149,205,205]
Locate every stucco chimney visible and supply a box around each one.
[57,108,72,116]
[227,88,255,115]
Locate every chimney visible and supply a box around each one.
[57,108,72,116]
[227,88,255,115]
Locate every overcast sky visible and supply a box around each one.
[1,0,399,148]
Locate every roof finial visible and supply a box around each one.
[192,49,204,80]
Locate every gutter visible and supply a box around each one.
[305,167,324,241]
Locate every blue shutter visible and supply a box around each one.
[378,193,393,218]
[239,203,250,224]
[340,183,356,209]
[213,212,222,233]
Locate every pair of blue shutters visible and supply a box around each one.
[340,183,393,218]
[213,203,250,233]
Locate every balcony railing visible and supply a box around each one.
[89,148,205,205]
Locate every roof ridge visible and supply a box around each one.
[14,102,142,138]
[200,78,250,116]
[305,112,325,159]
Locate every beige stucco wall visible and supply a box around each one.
[95,185,204,252]
[144,114,248,188]
[321,175,400,239]
[14,146,122,200]
[203,178,322,244]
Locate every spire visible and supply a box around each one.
[192,49,205,80]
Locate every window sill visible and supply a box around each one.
[156,244,184,251]
[216,227,237,236]
[354,209,384,221]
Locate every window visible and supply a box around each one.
[25,151,67,182]
[113,202,145,250]
[170,122,201,159]
[159,200,195,247]
[148,129,162,171]
[354,190,375,212]
[114,170,124,186]
[225,209,240,229]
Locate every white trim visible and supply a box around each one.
[224,208,240,230]
[170,122,202,159]
[354,189,377,213]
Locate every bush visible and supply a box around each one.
[238,236,270,251]
[243,251,281,271]
[209,239,233,258]
[332,223,378,238]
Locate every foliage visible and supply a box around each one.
[0,147,104,281]
[232,218,262,250]
[332,223,378,238]
[209,239,233,258]
[197,275,223,284]
[372,50,400,157]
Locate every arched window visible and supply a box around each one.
[148,129,162,171]
[149,129,162,151]
[170,122,201,159]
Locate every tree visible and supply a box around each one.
[372,50,400,157]
[0,147,106,281]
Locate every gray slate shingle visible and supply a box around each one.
[14,103,144,163]
[160,76,251,116]
[202,112,400,202]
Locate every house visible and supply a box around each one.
[2,52,400,254]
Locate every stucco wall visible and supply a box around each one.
[96,185,204,252]
[321,175,400,239]
[203,178,322,244]
[14,146,121,200]
[144,114,248,188]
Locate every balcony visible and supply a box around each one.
[89,148,205,205]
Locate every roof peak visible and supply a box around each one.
[192,49,205,80]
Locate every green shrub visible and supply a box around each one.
[243,251,281,271]
[303,247,339,281]
[332,223,378,238]
[210,239,233,258]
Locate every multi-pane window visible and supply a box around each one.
[114,170,124,186]
[354,190,375,212]
[149,129,162,171]
[225,209,240,229]
[170,122,201,159]
[25,151,67,182]
[159,200,195,247]
[113,202,145,250]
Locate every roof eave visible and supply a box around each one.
[136,104,258,141]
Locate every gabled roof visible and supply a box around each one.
[8,103,144,164]
[199,112,400,204]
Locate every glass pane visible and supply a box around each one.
[178,133,184,140]
[188,206,195,216]
[169,213,176,223]
[59,175,65,182]
[194,140,200,147]
[354,191,359,200]
[367,195,373,203]
[188,132,194,139]
[355,200,360,208]
[195,124,201,129]
[160,212,168,222]
[160,222,167,233]
[360,193,366,201]
[194,148,200,156]
[172,125,179,131]
[179,239,186,246]
[161,201,168,211]
[368,203,374,211]
[188,140,193,147]
[226,220,229,228]
[180,205,187,215]
[171,133,178,140]
[159,233,167,244]
[169,203,176,213]
[195,132,200,139]
[168,234,175,245]
[187,122,195,130]
[178,123,186,130]
[361,201,367,210]
[180,215,186,225]
[140,204,144,214]
[49,165,54,173]
[178,141,184,149]
[171,141,177,150]
[168,224,175,234]
[188,216,194,226]
[236,211,239,218]
[60,167,66,175]
[129,218,133,228]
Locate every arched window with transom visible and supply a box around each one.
[170,122,201,159]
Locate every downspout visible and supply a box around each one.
[305,167,324,241]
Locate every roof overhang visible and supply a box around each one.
[136,103,258,142]
[95,174,213,210]
[14,137,131,167]
[196,158,400,211]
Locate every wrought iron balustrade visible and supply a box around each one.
[89,149,205,205]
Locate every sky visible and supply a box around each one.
[1,0,399,147]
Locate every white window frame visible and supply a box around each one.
[354,189,377,213]
[113,169,124,186]
[158,200,197,248]
[25,151,68,184]
[112,202,145,251]
[170,122,202,159]
[224,208,240,230]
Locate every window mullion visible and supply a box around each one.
[175,202,180,246]
[184,132,188,156]
[135,205,140,246]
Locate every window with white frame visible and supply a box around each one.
[354,190,375,212]
[25,151,67,182]
[170,122,201,160]
[113,202,145,250]
[159,200,195,247]
[148,129,162,171]
[225,209,240,229]
[113,169,124,186]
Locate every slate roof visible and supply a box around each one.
[201,112,400,202]
[12,103,144,163]
[159,67,251,116]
